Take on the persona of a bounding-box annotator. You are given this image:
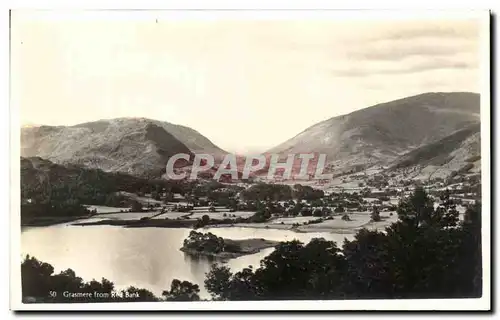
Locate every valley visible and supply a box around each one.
[19,91,484,303]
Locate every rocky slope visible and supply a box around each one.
[267,92,480,176]
[387,124,481,180]
[20,156,155,203]
[21,118,226,177]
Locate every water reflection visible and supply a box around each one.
[21,225,353,298]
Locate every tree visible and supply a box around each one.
[227,199,238,212]
[129,200,143,212]
[224,267,260,300]
[342,229,392,298]
[301,207,312,217]
[163,192,174,203]
[183,231,225,253]
[313,208,324,217]
[322,207,332,216]
[204,264,232,301]
[397,186,459,229]
[21,255,55,298]
[434,189,460,228]
[203,188,482,301]
[341,214,351,221]
[250,240,308,299]
[151,191,161,201]
[289,202,303,216]
[81,278,115,302]
[397,186,433,227]
[311,199,324,208]
[104,193,126,207]
[462,202,482,297]
[202,214,210,225]
[292,184,324,201]
[22,186,483,303]
[162,279,200,301]
[334,206,345,214]
[50,269,85,300]
[241,183,293,201]
[121,286,158,302]
[204,239,348,300]
[249,208,271,223]
[371,207,381,222]
[21,255,161,303]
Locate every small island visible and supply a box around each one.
[180,231,279,260]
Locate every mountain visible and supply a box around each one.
[20,156,193,225]
[21,156,153,202]
[388,123,481,180]
[267,92,480,175]
[21,118,226,177]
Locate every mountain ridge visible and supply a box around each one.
[21,118,227,178]
[267,92,480,177]
[279,91,479,144]
[21,92,481,180]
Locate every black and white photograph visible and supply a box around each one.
[9,9,491,311]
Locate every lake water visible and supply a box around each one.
[20,224,354,299]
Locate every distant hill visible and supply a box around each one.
[267,92,480,177]
[388,124,481,180]
[21,118,227,178]
[21,156,151,203]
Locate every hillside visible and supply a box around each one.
[21,156,158,204]
[267,92,480,174]
[388,124,481,180]
[21,118,226,177]
[20,156,190,225]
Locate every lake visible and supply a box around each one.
[20,224,354,299]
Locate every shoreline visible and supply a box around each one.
[69,218,364,234]
[205,222,360,234]
[180,238,280,261]
[26,211,397,235]
[72,218,197,228]
[21,215,94,227]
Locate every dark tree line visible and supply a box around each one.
[21,255,204,302]
[183,231,226,254]
[240,183,325,202]
[21,255,159,303]
[21,187,482,302]
[20,157,189,223]
[202,187,482,300]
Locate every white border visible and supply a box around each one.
[6,7,492,312]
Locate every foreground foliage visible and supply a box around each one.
[203,187,482,300]
[21,187,482,302]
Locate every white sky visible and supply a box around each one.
[11,11,482,153]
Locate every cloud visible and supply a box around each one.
[13,13,483,152]
[379,24,478,41]
[349,20,480,42]
[347,40,476,61]
[332,57,476,77]
[336,20,479,64]
[330,22,479,77]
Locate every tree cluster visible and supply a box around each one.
[240,183,293,201]
[183,231,226,254]
[22,187,482,302]
[21,255,158,303]
[203,187,482,300]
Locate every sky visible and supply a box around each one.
[11,11,483,154]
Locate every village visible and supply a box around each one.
[81,165,482,234]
